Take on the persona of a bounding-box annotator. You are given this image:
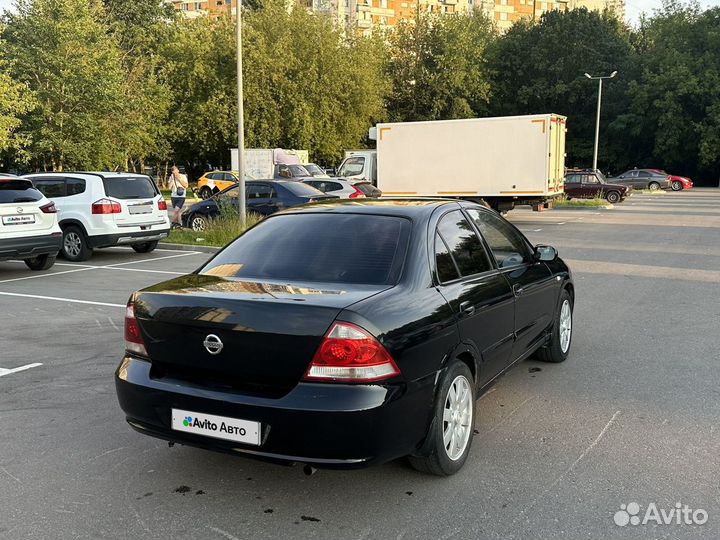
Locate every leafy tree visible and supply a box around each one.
[2,0,128,170]
[386,10,495,122]
[0,33,34,156]
[487,8,635,171]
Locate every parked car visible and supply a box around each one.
[197,171,238,200]
[303,163,330,178]
[0,175,62,270]
[182,180,336,231]
[648,169,693,191]
[564,170,631,203]
[609,169,671,191]
[24,172,170,261]
[116,199,574,476]
[302,178,381,199]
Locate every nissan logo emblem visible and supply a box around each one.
[203,334,223,355]
[16,207,23,214]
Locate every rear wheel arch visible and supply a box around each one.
[59,219,88,236]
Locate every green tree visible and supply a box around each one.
[487,8,635,171]
[3,0,128,170]
[386,10,495,122]
[620,1,720,179]
[0,33,34,157]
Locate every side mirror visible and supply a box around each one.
[534,245,558,262]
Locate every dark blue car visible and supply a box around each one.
[182,180,335,231]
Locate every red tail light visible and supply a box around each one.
[158,199,168,211]
[303,322,400,382]
[125,301,148,357]
[349,185,366,199]
[39,202,57,214]
[92,198,121,214]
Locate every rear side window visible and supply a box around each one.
[66,178,86,196]
[435,232,459,283]
[103,176,157,199]
[0,179,43,203]
[247,183,273,199]
[201,214,410,285]
[34,178,66,198]
[436,210,493,279]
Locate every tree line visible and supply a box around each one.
[0,0,718,184]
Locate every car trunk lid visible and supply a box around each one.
[133,275,389,398]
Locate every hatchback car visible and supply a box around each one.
[24,172,170,261]
[116,199,574,476]
[182,180,335,231]
[609,169,671,191]
[302,178,381,199]
[564,170,631,203]
[0,176,62,270]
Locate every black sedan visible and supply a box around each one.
[116,200,574,475]
[181,180,335,231]
[609,169,672,191]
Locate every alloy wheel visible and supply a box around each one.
[672,181,682,191]
[191,216,207,232]
[442,375,473,461]
[64,232,82,258]
[559,299,572,353]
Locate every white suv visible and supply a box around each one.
[0,175,62,270]
[24,172,170,261]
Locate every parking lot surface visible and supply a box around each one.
[1,190,719,539]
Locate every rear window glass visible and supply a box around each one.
[355,183,380,197]
[0,180,43,203]
[281,182,324,197]
[201,214,410,285]
[103,176,157,199]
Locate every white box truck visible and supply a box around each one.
[371,114,566,211]
[231,148,310,179]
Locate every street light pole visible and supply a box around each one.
[584,71,617,172]
[236,0,246,224]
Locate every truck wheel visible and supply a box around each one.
[648,182,660,191]
[24,254,57,271]
[605,191,620,204]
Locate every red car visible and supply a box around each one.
[650,169,693,191]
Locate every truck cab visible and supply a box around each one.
[337,150,377,185]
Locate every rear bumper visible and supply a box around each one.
[88,229,170,249]
[0,233,62,260]
[115,356,433,468]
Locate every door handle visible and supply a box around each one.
[459,301,475,316]
[513,284,524,296]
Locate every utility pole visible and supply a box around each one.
[584,71,617,172]
[236,0,246,224]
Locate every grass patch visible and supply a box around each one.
[554,195,611,208]
[163,211,264,248]
[160,188,200,202]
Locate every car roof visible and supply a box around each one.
[23,171,150,179]
[278,198,466,218]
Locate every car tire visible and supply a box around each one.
[671,180,683,191]
[61,225,92,262]
[199,187,213,200]
[536,289,573,363]
[132,241,158,253]
[24,253,57,271]
[190,214,208,232]
[605,191,620,204]
[409,361,475,476]
[648,182,660,191]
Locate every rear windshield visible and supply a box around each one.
[281,182,324,198]
[0,179,43,203]
[103,176,157,199]
[201,213,410,285]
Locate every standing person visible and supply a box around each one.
[168,166,188,229]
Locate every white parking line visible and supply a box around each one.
[0,291,124,308]
[0,363,43,378]
[106,252,203,267]
[0,267,96,285]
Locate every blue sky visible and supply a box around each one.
[0,0,719,25]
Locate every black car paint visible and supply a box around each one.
[116,200,573,468]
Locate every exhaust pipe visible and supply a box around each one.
[303,464,318,476]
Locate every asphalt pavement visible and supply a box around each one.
[1,189,718,539]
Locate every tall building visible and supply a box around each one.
[475,0,570,31]
[167,0,209,18]
[571,0,624,20]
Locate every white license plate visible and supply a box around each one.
[171,408,260,445]
[2,214,35,225]
[129,204,152,215]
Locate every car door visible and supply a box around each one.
[636,170,653,188]
[432,209,515,385]
[466,208,557,362]
[563,174,582,198]
[581,173,601,197]
[246,182,277,215]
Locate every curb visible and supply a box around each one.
[159,242,220,253]
[553,204,614,211]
